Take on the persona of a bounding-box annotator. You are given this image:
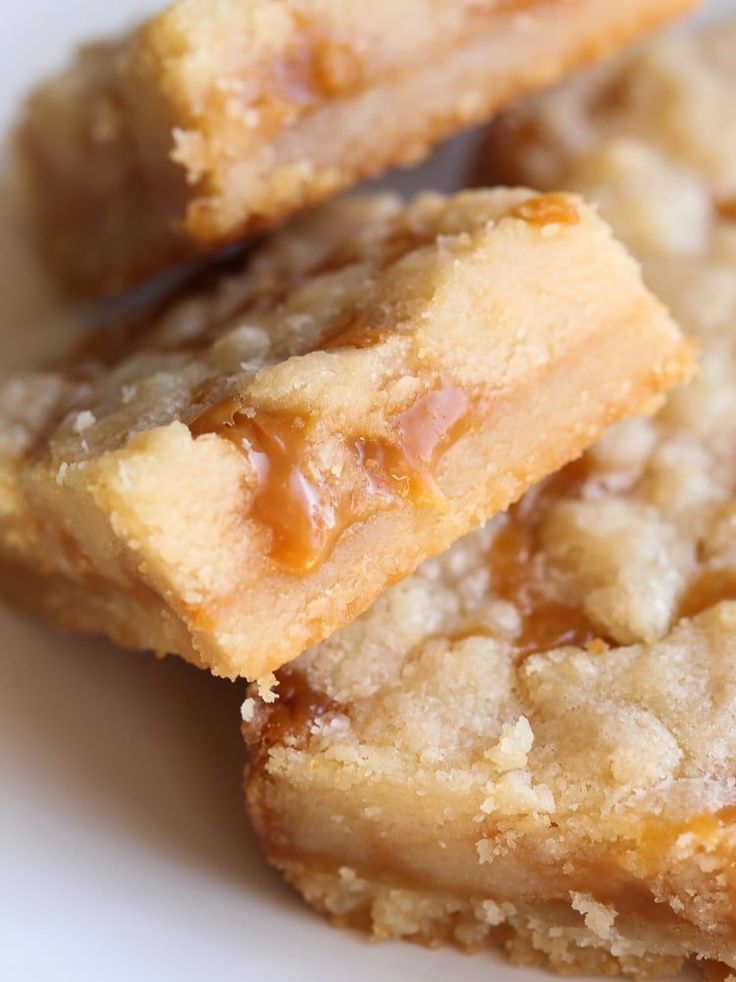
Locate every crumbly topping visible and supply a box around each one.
[0,189,595,470]
[2,183,690,679]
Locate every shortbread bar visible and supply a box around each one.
[244,26,736,976]
[247,596,736,975]
[0,189,692,681]
[17,0,693,294]
[247,596,736,976]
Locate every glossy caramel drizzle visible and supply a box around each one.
[510,193,580,227]
[489,457,605,658]
[357,387,471,505]
[679,569,736,619]
[190,384,471,574]
[191,397,342,572]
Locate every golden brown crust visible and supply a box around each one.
[264,858,723,978]
[17,0,693,294]
[0,189,692,679]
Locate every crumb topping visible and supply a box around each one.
[5,190,577,471]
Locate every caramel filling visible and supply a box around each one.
[679,569,736,619]
[510,193,580,228]
[716,200,736,222]
[674,806,736,842]
[190,384,471,573]
[637,807,736,899]
[356,387,470,505]
[702,962,735,982]
[559,809,736,931]
[255,668,338,752]
[192,398,341,572]
[489,458,605,658]
[274,29,364,106]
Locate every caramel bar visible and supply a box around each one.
[17,0,692,294]
[0,190,692,679]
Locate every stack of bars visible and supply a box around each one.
[8,0,736,977]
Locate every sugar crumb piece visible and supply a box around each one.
[484,716,534,771]
[481,770,555,816]
[115,461,133,491]
[241,697,257,722]
[257,673,279,703]
[72,410,96,433]
[570,892,617,940]
[338,867,360,885]
[475,898,515,926]
[476,838,505,864]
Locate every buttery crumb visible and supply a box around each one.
[241,698,257,723]
[257,674,279,704]
[72,410,96,433]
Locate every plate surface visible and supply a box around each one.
[0,2,731,980]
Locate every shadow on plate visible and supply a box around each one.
[0,158,88,374]
[0,129,483,929]
[0,606,298,907]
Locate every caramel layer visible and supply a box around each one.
[253,807,736,931]
[258,668,338,752]
[679,570,736,619]
[190,383,472,573]
[490,458,605,658]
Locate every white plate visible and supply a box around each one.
[0,3,731,980]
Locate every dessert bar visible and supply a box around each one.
[0,189,692,680]
[18,0,693,294]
